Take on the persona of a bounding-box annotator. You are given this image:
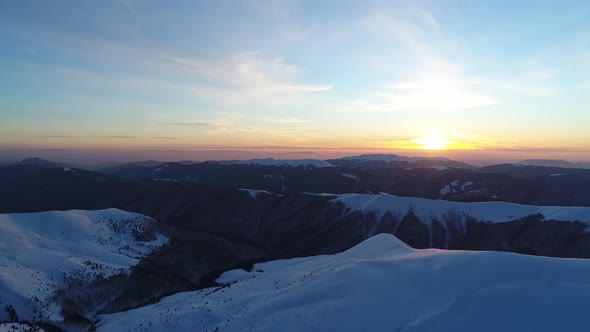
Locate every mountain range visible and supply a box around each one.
[3,155,590,330]
[98,233,590,332]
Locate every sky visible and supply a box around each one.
[1,0,590,163]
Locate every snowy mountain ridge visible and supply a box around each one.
[230,158,334,168]
[0,209,168,326]
[97,233,590,332]
[332,192,590,224]
[339,153,451,163]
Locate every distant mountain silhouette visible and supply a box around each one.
[519,159,590,169]
[328,154,474,169]
[6,157,75,169]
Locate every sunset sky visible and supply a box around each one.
[1,0,590,163]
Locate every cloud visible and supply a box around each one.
[149,136,182,140]
[37,135,138,139]
[161,53,332,106]
[352,11,498,112]
[349,8,556,113]
[241,0,307,45]
[262,117,304,123]
[7,21,330,109]
[480,59,557,97]
[483,80,555,97]
[166,120,258,132]
[342,79,497,112]
[117,0,137,15]
[37,135,183,140]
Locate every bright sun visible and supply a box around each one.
[411,133,450,150]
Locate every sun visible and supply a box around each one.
[411,133,450,150]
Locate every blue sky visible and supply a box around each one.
[1,0,590,161]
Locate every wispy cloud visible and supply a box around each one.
[262,117,304,123]
[161,53,332,106]
[353,11,498,112]
[37,135,183,140]
[4,22,330,109]
[150,136,181,140]
[38,135,137,139]
[117,0,137,16]
[342,78,497,112]
[348,8,556,113]
[481,58,558,96]
[484,80,555,97]
[166,120,258,132]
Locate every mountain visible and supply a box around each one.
[229,158,334,168]
[97,162,590,206]
[5,157,75,169]
[520,159,590,169]
[91,160,168,172]
[6,159,590,210]
[328,154,474,169]
[97,233,590,332]
[4,156,590,330]
[0,209,167,329]
[334,192,590,225]
[3,178,590,329]
[474,163,590,178]
[339,153,450,162]
[0,163,121,213]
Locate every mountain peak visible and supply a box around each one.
[331,154,472,169]
[9,157,69,169]
[230,158,334,168]
[17,157,53,165]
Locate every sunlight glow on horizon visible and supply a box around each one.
[389,132,487,151]
[1,1,590,161]
[411,133,450,150]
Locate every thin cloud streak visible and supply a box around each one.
[262,117,304,123]
[166,121,258,132]
[36,135,183,140]
[161,54,332,106]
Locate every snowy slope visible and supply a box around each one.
[230,158,334,168]
[333,193,590,224]
[0,209,168,323]
[238,188,282,198]
[98,233,590,332]
[0,323,45,332]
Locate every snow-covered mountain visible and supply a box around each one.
[230,158,334,168]
[329,154,474,169]
[332,192,590,224]
[0,323,45,332]
[339,153,450,162]
[0,209,167,327]
[98,233,590,332]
